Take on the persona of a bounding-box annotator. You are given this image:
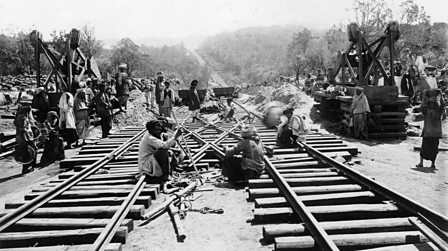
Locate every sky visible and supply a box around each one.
[1,0,447,44]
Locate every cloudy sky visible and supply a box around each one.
[0,0,447,41]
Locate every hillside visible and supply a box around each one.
[198,25,308,84]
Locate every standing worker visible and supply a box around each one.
[116,64,130,112]
[351,87,371,140]
[160,81,175,117]
[74,90,90,146]
[222,125,265,183]
[143,78,154,108]
[31,87,50,123]
[138,120,183,183]
[155,72,164,115]
[94,83,113,138]
[13,98,38,174]
[188,80,201,122]
[59,92,78,149]
[416,89,446,168]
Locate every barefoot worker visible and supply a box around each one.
[222,125,265,183]
[417,89,446,168]
[138,120,182,183]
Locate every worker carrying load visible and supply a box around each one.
[276,107,308,148]
[222,125,265,183]
[138,120,182,183]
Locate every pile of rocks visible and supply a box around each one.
[0,74,47,90]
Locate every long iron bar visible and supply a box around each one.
[90,175,147,251]
[263,156,340,251]
[171,109,203,184]
[301,141,448,229]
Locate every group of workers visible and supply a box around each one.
[13,63,135,174]
[138,93,307,184]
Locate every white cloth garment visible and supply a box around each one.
[58,92,76,129]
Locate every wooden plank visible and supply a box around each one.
[248,176,350,188]
[263,217,414,240]
[36,184,138,192]
[6,196,151,209]
[272,161,328,169]
[25,187,158,200]
[0,205,144,219]
[47,179,137,186]
[254,191,376,208]
[275,231,428,250]
[260,171,338,179]
[0,227,127,248]
[0,243,122,251]
[248,184,363,200]
[8,218,133,232]
[270,157,317,163]
[253,204,403,223]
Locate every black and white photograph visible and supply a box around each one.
[0,0,447,250]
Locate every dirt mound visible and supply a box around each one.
[271,83,307,107]
[114,89,157,127]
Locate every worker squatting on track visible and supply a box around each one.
[276,107,308,148]
[221,125,266,183]
[138,120,183,183]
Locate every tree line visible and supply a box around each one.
[0,25,209,88]
[199,0,448,84]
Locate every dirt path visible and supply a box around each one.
[191,50,228,88]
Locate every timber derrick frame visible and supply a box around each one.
[30,29,101,93]
[333,22,400,87]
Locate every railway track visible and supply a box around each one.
[241,124,448,250]
[0,103,447,250]
[0,109,198,250]
[175,104,448,250]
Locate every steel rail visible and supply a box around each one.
[178,121,244,167]
[91,106,192,250]
[201,110,338,250]
[0,129,147,232]
[90,175,147,251]
[198,115,338,249]
[301,141,448,243]
[263,156,340,251]
[302,141,448,227]
[172,110,203,184]
[232,101,263,120]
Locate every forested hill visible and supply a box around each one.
[198,25,307,84]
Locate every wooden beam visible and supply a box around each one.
[263,217,414,241]
[0,227,127,248]
[248,184,363,200]
[275,231,428,250]
[254,191,376,208]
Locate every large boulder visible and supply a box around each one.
[263,101,283,128]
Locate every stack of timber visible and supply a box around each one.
[314,91,409,139]
[339,95,409,139]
